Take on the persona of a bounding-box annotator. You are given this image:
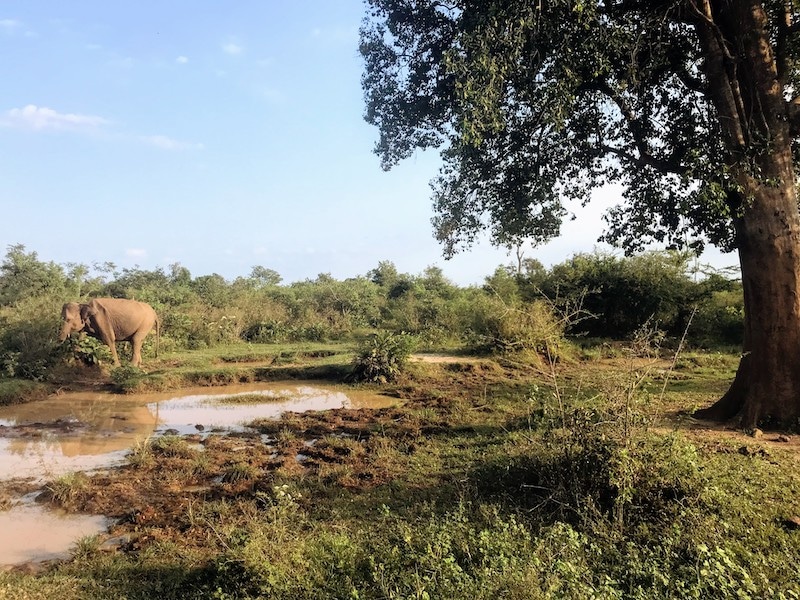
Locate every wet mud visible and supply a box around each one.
[0,382,395,567]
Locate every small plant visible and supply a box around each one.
[111,365,147,392]
[151,435,195,458]
[45,472,88,507]
[67,335,113,367]
[127,436,155,467]
[222,462,259,484]
[348,331,416,383]
[71,534,103,560]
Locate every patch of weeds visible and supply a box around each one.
[347,331,416,383]
[127,436,155,468]
[222,462,259,484]
[275,427,298,445]
[151,435,196,458]
[110,365,150,393]
[190,452,213,477]
[44,472,88,508]
[0,378,47,405]
[71,534,103,561]
[217,392,292,404]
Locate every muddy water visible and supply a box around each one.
[0,382,393,482]
[0,503,110,567]
[0,382,394,566]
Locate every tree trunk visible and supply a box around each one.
[695,182,800,428]
[691,0,800,428]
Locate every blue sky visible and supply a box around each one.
[0,2,738,285]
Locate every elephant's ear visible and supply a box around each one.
[79,304,96,330]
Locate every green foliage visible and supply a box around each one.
[349,331,416,383]
[360,1,788,254]
[0,244,67,306]
[45,472,88,508]
[531,251,695,338]
[466,296,566,358]
[689,289,744,347]
[0,378,47,405]
[66,335,113,367]
[0,297,65,380]
[110,365,148,392]
[515,251,742,345]
[0,244,744,386]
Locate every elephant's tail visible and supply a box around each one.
[155,314,161,358]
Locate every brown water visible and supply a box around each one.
[0,382,394,566]
[0,502,110,567]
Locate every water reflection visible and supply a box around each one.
[0,382,392,482]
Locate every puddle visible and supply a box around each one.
[0,381,393,567]
[0,503,110,566]
[151,385,384,434]
[0,382,393,482]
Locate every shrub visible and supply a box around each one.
[66,335,114,366]
[0,297,65,380]
[348,331,416,383]
[110,365,148,392]
[466,297,566,358]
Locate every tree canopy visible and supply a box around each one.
[362,0,800,427]
[360,0,800,256]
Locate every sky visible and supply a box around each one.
[0,1,739,286]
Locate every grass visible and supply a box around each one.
[43,472,89,509]
[0,378,49,405]
[216,392,293,404]
[2,342,800,598]
[101,342,357,393]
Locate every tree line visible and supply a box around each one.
[0,244,742,380]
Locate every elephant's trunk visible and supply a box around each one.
[58,322,72,342]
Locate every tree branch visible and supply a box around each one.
[579,79,687,175]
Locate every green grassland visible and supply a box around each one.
[2,246,794,598]
[1,341,799,599]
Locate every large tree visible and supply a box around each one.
[360,0,800,428]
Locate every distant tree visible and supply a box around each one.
[361,0,800,427]
[169,262,192,286]
[192,274,229,308]
[419,265,456,298]
[249,266,282,287]
[368,260,400,288]
[484,266,520,304]
[0,244,66,306]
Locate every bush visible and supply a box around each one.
[65,335,114,366]
[689,289,744,347]
[466,297,566,358]
[110,365,148,392]
[0,297,65,380]
[348,331,416,383]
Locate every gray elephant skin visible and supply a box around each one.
[59,298,160,367]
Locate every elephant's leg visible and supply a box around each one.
[98,333,121,366]
[130,333,145,367]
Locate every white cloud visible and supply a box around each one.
[176,55,189,64]
[0,19,20,31]
[140,134,204,151]
[222,42,243,55]
[3,104,109,131]
[125,248,147,259]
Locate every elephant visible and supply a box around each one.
[59,298,160,367]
